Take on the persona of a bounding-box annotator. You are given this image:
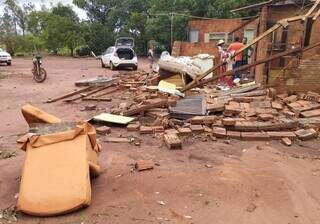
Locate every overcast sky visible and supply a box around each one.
[0,0,87,19]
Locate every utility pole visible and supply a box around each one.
[151,12,213,49]
[170,13,174,48]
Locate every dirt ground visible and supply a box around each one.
[1,56,320,224]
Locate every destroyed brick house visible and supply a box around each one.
[172,0,320,93]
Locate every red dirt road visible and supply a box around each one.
[1,57,320,224]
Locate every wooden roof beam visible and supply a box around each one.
[231,0,273,13]
[303,0,320,20]
[312,7,320,20]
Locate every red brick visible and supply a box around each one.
[190,125,204,133]
[152,126,165,133]
[271,102,283,110]
[222,118,236,126]
[135,160,154,171]
[226,131,241,140]
[212,127,227,138]
[165,129,179,135]
[96,126,111,135]
[295,128,318,140]
[207,103,225,112]
[127,123,140,132]
[301,109,320,118]
[177,127,192,136]
[164,133,182,149]
[267,131,297,140]
[281,137,292,146]
[241,132,270,141]
[140,126,153,134]
[258,113,274,121]
[284,95,298,104]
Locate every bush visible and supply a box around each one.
[75,45,91,56]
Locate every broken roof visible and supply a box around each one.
[231,0,316,13]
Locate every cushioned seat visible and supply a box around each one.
[17,105,101,216]
[21,104,61,125]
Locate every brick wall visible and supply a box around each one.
[303,19,320,58]
[177,18,259,58]
[188,19,243,43]
[179,42,218,57]
[275,55,320,93]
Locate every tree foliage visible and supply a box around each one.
[0,0,261,56]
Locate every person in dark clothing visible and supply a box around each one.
[242,37,253,66]
[228,36,244,80]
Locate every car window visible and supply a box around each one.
[104,47,114,55]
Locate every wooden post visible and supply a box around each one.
[255,6,269,84]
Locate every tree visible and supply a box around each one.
[4,0,34,36]
[52,3,79,23]
[0,9,17,54]
[27,10,51,36]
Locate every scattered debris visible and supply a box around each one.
[75,76,118,87]
[85,104,97,111]
[164,133,182,149]
[246,203,257,212]
[0,150,16,159]
[96,126,111,135]
[127,123,140,132]
[295,128,318,140]
[135,159,154,171]
[104,137,131,143]
[281,137,292,146]
[91,113,135,125]
[157,201,166,206]
[0,205,18,223]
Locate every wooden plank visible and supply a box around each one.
[184,41,320,90]
[255,5,269,84]
[303,0,320,21]
[75,77,118,87]
[188,48,301,90]
[93,87,120,98]
[182,23,282,92]
[46,86,94,103]
[231,89,267,97]
[82,97,112,102]
[230,0,272,13]
[64,86,110,102]
[123,99,169,116]
[104,137,131,143]
[182,12,317,92]
[313,8,320,20]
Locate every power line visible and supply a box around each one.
[150,12,216,47]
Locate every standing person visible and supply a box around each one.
[216,39,232,87]
[242,37,253,66]
[228,36,244,81]
[148,47,154,69]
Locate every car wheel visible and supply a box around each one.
[101,59,105,68]
[7,61,11,66]
[110,62,116,70]
[132,65,138,71]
